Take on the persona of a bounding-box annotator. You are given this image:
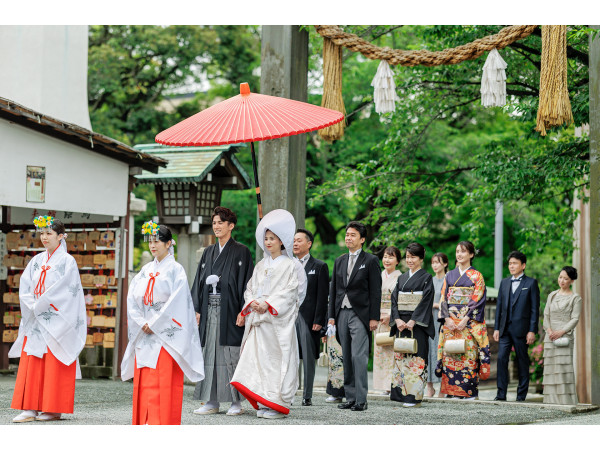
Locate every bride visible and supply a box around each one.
[230,209,306,419]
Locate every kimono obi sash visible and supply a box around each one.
[381,291,392,309]
[396,291,423,311]
[447,286,473,305]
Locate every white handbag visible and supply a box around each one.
[375,332,395,347]
[444,339,467,354]
[553,336,570,347]
[393,330,418,354]
[317,340,330,367]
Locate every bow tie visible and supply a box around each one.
[512,277,523,283]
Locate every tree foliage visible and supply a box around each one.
[306,25,590,291]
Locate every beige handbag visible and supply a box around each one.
[317,341,330,367]
[444,338,467,354]
[394,330,418,354]
[375,332,395,346]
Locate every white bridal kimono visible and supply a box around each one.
[229,208,306,414]
[9,244,86,375]
[230,255,301,412]
[121,254,205,382]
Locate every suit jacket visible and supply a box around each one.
[494,274,540,338]
[297,255,329,356]
[328,249,382,331]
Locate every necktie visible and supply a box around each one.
[347,254,357,278]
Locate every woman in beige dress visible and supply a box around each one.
[373,246,402,394]
[542,266,582,405]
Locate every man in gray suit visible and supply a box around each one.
[328,221,382,411]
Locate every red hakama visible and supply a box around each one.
[132,347,184,425]
[11,337,77,413]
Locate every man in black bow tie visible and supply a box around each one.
[493,251,540,402]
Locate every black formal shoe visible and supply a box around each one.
[302,398,312,406]
[337,401,356,410]
[351,402,368,411]
[516,398,526,402]
[493,397,506,401]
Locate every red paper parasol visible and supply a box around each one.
[156,82,344,219]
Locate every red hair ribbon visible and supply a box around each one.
[143,272,160,306]
[33,265,51,299]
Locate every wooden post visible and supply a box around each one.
[258,25,308,246]
[589,26,600,405]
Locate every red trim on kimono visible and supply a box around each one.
[265,301,278,316]
[230,381,290,415]
[241,303,253,316]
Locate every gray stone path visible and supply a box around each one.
[1,374,598,425]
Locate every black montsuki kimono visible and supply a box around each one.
[191,238,253,347]
[389,268,435,404]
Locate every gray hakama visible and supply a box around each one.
[193,293,241,403]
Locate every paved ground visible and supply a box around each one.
[1,372,599,426]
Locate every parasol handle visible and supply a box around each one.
[250,141,263,220]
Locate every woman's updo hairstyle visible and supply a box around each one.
[457,240,476,264]
[561,266,578,281]
[50,219,66,236]
[157,225,173,244]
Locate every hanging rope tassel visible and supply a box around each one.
[535,25,574,136]
[319,37,346,142]
[371,60,400,114]
[481,48,507,107]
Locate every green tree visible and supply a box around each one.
[306,25,590,291]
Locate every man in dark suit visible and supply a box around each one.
[493,250,540,402]
[293,228,329,406]
[328,221,382,411]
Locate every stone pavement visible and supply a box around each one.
[1,372,598,425]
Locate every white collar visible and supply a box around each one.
[153,253,173,269]
[408,268,421,278]
[349,248,361,257]
[458,266,470,277]
[511,272,524,281]
[218,239,230,253]
[296,253,310,263]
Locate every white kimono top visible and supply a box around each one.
[121,254,205,383]
[9,244,86,375]
[230,255,300,409]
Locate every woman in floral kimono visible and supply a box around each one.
[373,246,402,394]
[121,221,204,425]
[10,216,86,423]
[389,243,434,407]
[436,241,490,399]
[230,209,307,420]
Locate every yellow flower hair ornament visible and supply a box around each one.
[141,220,160,242]
[33,215,54,231]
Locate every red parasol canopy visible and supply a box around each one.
[155,83,344,219]
[156,83,344,146]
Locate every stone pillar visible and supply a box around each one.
[258,25,308,239]
[494,201,503,289]
[177,226,202,287]
[589,26,600,405]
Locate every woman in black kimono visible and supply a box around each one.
[389,243,435,407]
